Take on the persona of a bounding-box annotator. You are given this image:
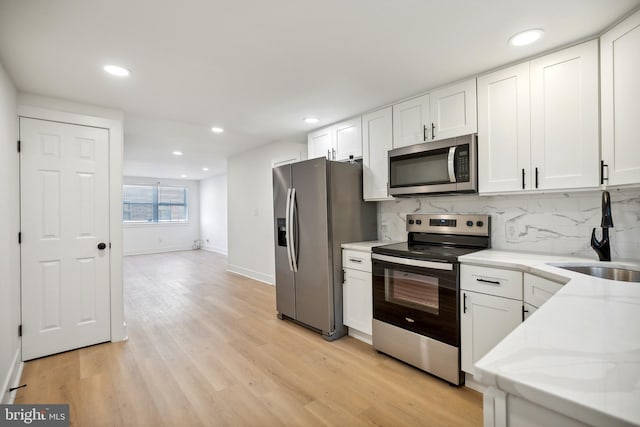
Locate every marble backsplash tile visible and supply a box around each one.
[378,187,640,261]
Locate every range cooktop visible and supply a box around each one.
[372,214,491,263]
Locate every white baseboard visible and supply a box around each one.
[202,246,228,256]
[226,264,274,285]
[123,246,195,256]
[348,328,372,345]
[1,347,24,404]
[464,373,487,393]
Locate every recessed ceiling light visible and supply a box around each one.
[103,64,130,77]
[211,127,224,133]
[202,167,209,171]
[509,29,544,47]
[172,151,183,156]
[180,174,188,178]
[304,117,319,124]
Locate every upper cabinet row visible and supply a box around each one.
[308,8,640,198]
[477,39,600,194]
[309,79,478,200]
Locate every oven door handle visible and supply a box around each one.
[372,253,454,271]
[448,146,457,183]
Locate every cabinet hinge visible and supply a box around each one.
[18,324,22,337]
[18,232,21,244]
[17,140,21,153]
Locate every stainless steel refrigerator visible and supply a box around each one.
[273,157,377,340]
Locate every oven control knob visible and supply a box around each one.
[416,220,422,225]
[476,220,484,227]
[466,220,473,227]
[408,219,415,224]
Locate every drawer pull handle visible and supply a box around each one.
[349,258,362,263]
[476,278,501,285]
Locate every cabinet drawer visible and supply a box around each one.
[524,273,563,308]
[342,249,372,273]
[461,265,523,300]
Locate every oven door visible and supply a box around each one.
[372,254,459,347]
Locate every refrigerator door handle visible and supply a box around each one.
[285,188,294,272]
[290,187,299,272]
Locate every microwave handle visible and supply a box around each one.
[448,146,457,183]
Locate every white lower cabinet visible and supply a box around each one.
[461,290,522,376]
[461,265,565,376]
[461,264,523,376]
[343,269,372,335]
[342,248,373,341]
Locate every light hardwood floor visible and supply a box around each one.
[15,250,482,426]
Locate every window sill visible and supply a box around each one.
[123,221,190,228]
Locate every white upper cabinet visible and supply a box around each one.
[601,9,640,187]
[307,117,362,161]
[530,39,600,190]
[362,107,394,201]
[430,79,477,141]
[392,94,430,148]
[334,117,362,161]
[392,78,478,149]
[478,40,599,194]
[308,127,334,160]
[478,62,531,193]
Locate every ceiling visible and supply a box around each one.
[1,0,639,180]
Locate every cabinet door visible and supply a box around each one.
[362,107,394,201]
[460,291,522,375]
[308,127,333,160]
[392,94,430,148]
[523,302,537,321]
[530,40,599,190]
[334,117,362,161]
[601,9,640,187]
[477,63,532,193]
[430,79,477,141]
[523,273,563,309]
[343,268,372,335]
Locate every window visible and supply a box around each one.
[123,184,188,223]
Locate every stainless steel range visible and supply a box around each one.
[371,214,491,385]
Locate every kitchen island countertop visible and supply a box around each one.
[459,249,640,427]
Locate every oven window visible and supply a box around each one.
[385,269,439,315]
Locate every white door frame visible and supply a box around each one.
[18,105,127,343]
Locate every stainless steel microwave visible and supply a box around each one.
[388,134,477,196]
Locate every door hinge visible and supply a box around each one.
[18,324,22,337]
[522,305,529,322]
[18,232,21,244]
[17,140,21,153]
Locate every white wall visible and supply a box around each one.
[0,63,21,403]
[227,140,307,284]
[123,176,201,255]
[379,188,640,261]
[200,174,228,255]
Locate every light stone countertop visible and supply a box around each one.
[459,249,640,427]
[341,240,398,252]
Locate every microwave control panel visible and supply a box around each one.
[456,145,470,182]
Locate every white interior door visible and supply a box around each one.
[20,117,111,361]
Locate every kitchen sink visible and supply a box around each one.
[550,264,640,283]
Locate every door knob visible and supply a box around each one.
[97,242,107,250]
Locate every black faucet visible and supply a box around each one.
[591,191,614,261]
